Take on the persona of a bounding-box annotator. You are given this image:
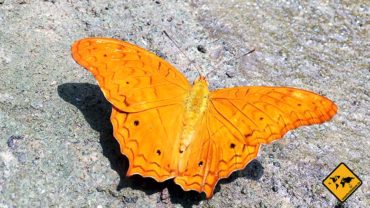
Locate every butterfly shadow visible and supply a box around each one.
[57,83,128,180]
[57,83,204,206]
[217,159,264,187]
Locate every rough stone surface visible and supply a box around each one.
[0,0,368,207]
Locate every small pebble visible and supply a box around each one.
[167,16,173,22]
[123,196,138,204]
[272,186,278,192]
[17,153,27,164]
[273,161,280,167]
[197,45,207,53]
[160,188,171,204]
[7,135,25,149]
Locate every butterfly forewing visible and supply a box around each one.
[210,87,337,144]
[72,38,191,112]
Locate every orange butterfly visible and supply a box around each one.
[71,38,337,198]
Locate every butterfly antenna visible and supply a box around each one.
[205,48,256,78]
[162,30,203,76]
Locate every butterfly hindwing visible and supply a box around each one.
[173,109,260,198]
[111,103,185,182]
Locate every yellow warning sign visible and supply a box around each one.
[323,163,362,202]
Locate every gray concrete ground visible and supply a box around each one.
[0,0,369,207]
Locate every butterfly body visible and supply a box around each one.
[71,38,337,198]
[181,76,210,154]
